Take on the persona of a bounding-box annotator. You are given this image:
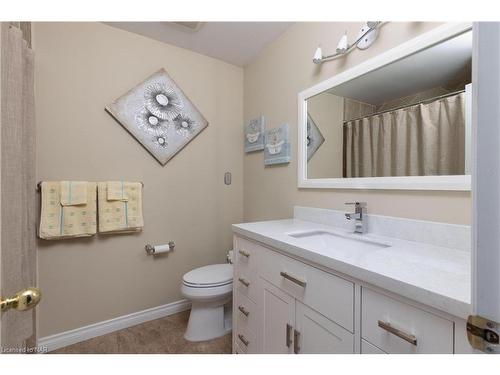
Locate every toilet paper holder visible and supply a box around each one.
[145,241,175,255]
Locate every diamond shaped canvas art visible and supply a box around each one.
[106,69,209,165]
[306,113,324,161]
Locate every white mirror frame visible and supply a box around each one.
[298,22,472,191]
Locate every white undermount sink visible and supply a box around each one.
[288,230,390,253]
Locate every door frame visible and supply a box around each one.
[471,22,500,323]
[0,21,3,348]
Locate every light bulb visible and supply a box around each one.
[313,46,323,63]
[336,32,349,54]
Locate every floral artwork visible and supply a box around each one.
[264,123,291,165]
[306,113,325,161]
[244,115,265,152]
[106,69,208,165]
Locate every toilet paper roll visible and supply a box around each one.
[227,250,234,264]
[152,244,171,254]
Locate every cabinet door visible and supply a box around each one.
[261,278,295,354]
[295,301,354,354]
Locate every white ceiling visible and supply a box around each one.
[329,30,473,105]
[104,22,293,67]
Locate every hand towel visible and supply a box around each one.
[39,181,97,240]
[106,181,128,201]
[98,182,143,234]
[60,181,88,206]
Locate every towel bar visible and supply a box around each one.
[36,181,144,191]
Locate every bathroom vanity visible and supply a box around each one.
[230,23,483,354]
[231,207,472,354]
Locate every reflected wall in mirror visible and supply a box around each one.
[304,29,472,182]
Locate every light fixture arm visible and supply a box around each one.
[313,22,382,64]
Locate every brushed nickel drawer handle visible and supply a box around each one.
[238,277,250,287]
[286,323,293,347]
[378,320,417,346]
[238,334,249,346]
[280,271,307,288]
[238,249,250,258]
[293,329,301,354]
[238,305,250,317]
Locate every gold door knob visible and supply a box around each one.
[1,287,41,312]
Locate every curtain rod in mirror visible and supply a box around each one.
[343,89,466,123]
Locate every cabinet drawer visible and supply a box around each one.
[260,247,354,332]
[234,344,244,354]
[234,236,259,272]
[234,290,258,335]
[361,339,386,354]
[361,287,454,354]
[234,325,258,354]
[234,268,258,303]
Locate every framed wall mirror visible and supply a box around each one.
[298,23,472,190]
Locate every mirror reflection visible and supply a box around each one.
[306,30,472,179]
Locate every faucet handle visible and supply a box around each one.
[345,201,367,207]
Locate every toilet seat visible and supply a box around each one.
[182,264,233,288]
[182,279,232,288]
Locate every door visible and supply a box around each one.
[0,22,40,354]
[294,301,354,354]
[260,278,295,354]
[470,22,500,353]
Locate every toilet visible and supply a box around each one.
[181,263,233,342]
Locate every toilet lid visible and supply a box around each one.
[182,264,233,287]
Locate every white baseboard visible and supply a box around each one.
[38,299,191,352]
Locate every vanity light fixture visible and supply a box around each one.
[313,22,382,64]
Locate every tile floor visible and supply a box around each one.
[50,310,232,354]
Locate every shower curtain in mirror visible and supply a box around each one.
[343,93,465,178]
[1,23,37,351]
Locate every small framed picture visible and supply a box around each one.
[244,115,265,152]
[264,124,291,165]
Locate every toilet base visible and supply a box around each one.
[184,300,232,342]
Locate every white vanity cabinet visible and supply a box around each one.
[361,288,454,354]
[260,278,295,353]
[233,235,354,354]
[233,234,466,354]
[295,300,354,353]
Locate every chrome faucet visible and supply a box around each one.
[345,202,367,234]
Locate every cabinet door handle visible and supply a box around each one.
[238,305,250,317]
[238,277,250,287]
[293,329,301,354]
[238,334,249,347]
[286,323,293,347]
[378,320,417,346]
[238,249,250,258]
[280,271,307,288]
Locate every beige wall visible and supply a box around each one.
[244,22,471,224]
[307,93,343,178]
[34,22,243,337]
[34,21,472,338]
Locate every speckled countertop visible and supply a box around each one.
[233,216,471,319]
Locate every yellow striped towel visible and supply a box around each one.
[39,181,97,240]
[98,182,143,234]
[60,181,88,206]
[106,181,128,201]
